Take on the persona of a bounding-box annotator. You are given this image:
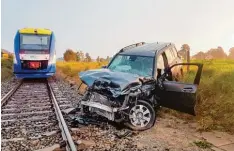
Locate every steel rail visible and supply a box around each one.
[1,80,23,107]
[47,80,77,151]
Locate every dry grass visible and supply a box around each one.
[56,61,108,83]
[1,58,13,81]
[166,59,234,133]
[194,59,234,133]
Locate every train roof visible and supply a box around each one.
[118,42,174,57]
[19,28,52,35]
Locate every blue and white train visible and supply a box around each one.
[13,28,56,78]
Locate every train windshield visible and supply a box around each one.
[20,34,50,50]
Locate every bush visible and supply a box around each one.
[1,58,13,81]
[63,49,78,62]
[1,58,13,69]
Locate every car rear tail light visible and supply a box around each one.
[43,50,49,54]
[20,50,25,54]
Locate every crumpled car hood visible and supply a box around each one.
[79,68,142,91]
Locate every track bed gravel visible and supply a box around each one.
[1,78,20,97]
[1,80,63,151]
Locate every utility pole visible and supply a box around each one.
[186,48,190,72]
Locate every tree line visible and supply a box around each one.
[63,49,111,62]
[63,44,191,63]
[63,44,234,62]
[178,44,234,60]
[191,46,234,60]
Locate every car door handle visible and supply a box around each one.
[182,87,194,92]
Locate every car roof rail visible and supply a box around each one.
[119,42,146,52]
[163,43,172,48]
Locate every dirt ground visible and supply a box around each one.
[38,111,232,151]
[134,112,212,151]
[69,112,214,151]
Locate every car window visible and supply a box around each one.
[169,48,175,58]
[157,54,164,69]
[165,49,174,64]
[156,54,165,78]
[108,55,154,77]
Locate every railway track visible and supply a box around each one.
[1,79,77,151]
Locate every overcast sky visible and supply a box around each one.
[1,0,234,58]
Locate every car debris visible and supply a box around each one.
[69,113,135,139]
[62,107,78,114]
[114,129,133,139]
[70,115,106,127]
[77,42,203,130]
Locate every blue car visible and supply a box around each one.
[79,42,203,130]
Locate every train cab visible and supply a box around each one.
[13,28,56,78]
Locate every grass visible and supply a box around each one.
[165,59,234,133]
[56,61,108,84]
[193,60,234,133]
[56,61,108,77]
[56,59,234,133]
[193,140,213,149]
[1,58,13,81]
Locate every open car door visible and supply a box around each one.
[157,63,203,115]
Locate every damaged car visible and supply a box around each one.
[78,42,203,130]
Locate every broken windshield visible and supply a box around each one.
[108,54,154,77]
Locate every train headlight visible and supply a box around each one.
[53,54,56,63]
[13,57,17,64]
[49,54,56,65]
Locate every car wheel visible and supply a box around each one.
[125,100,156,131]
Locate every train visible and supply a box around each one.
[13,28,56,78]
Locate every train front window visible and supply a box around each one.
[20,34,50,50]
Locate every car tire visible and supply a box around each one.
[125,100,156,131]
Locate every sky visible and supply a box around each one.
[1,0,234,59]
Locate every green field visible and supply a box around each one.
[192,59,234,133]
